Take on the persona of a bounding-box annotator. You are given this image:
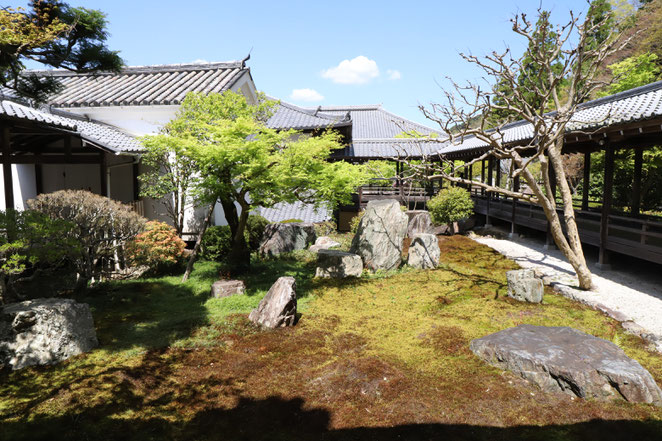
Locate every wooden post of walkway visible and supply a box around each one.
[598,143,615,269]
[2,125,13,212]
[494,159,501,200]
[99,152,108,197]
[582,151,591,211]
[510,176,519,238]
[481,159,485,196]
[632,148,643,217]
[485,157,493,227]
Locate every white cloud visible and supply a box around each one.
[289,88,325,102]
[387,69,402,80]
[192,59,209,64]
[322,56,380,85]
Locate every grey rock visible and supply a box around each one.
[506,269,544,303]
[211,280,245,299]
[249,277,297,328]
[457,216,477,233]
[406,210,433,237]
[407,233,440,269]
[0,298,98,371]
[471,325,662,405]
[309,236,341,253]
[259,223,317,257]
[350,199,408,272]
[315,250,363,278]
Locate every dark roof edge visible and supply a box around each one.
[26,61,246,77]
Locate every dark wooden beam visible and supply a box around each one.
[132,162,140,201]
[632,148,643,216]
[582,152,591,211]
[6,155,101,164]
[2,125,13,210]
[35,154,43,195]
[510,176,519,237]
[599,144,615,268]
[99,152,108,197]
[481,159,485,196]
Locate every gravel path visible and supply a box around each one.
[470,232,662,352]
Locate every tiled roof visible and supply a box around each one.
[0,100,142,153]
[266,98,351,131]
[440,80,662,156]
[313,105,441,139]
[257,201,332,223]
[336,138,448,159]
[25,61,249,108]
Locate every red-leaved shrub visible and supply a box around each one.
[126,221,186,273]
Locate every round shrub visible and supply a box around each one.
[427,187,474,233]
[349,211,364,234]
[125,221,186,273]
[245,214,270,252]
[200,225,232,261]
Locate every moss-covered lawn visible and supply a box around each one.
[1,235,662,440]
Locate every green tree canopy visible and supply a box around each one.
[0,1,122,103]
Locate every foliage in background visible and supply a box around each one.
[427,187,474,234]
[28,190,146,291]
[0,210,78,304]
[0,1,122,103]
[200,215,270,262]
[138,136,198,235]
[125,221,186,274]
[349,210,365,234]
[600,53,661,96]
[245,215,270,252]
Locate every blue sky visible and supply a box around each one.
[20,0,587,126]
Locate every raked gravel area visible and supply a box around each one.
[470,231,662,352]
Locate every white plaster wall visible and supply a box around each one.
[0,164,37,211]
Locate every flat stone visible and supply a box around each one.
[406,210,433,237]
[506,269,544,303]
[211,280,245,299]
[248,277,297,328]
[259,223,317,257]
[0,298,98,371]
[350,199,408,272]
[315,250,363,278]
[471,325,662,405]
[309,236,341,253]
[407,233,440,269]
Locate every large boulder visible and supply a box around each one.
[211,280,245,299]
[407,233,440,269]
[315,250,363,278]
[259,223,317,257]
[249,277,297,328]
[406,210,433,237]
[350,199,408,272]
[0,298,98,371]
[471,325,662,405]
[309,236,341,253]
[506,269,544,303]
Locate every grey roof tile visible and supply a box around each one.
[23,61,248,108]
[257,201,332,223]
[266,98,351,131]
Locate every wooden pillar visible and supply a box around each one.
[581,151,591,211]
[632,148,643,216]
[132,162,140,201]
[510,176,519,238]
[480,159,486,196]
[35,155,43,195]
[599,144,615,268]
[99,152,108,197]
[2,126,14,211]
[486,157,493,227]
[494,159,501,200]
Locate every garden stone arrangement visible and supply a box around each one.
[407,233,440,269]
[249,276,297,328]
[506,269,544,303]
[471,325,662,405]
[315,249,363,278]
[0,298,98,371]
[259,223,317,257]
[210,280,245,299]
[351,199,408,272]
[309,236,341,253]
[406,210,433,237]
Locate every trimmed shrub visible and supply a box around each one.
[280,219,304,223]
[349,211,365,234]
[314,220,337,236]
[200,225,232,262]
[245,214,270,252]
[427,187,474,234]
[125,221,186,274]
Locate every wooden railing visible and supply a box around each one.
[129,200,145,217]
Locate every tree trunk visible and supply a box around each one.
[182,204,215,282]
[227,202,251,275]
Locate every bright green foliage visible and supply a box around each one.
[349,210,365,234]
[125,221,186,274]
[154,91,369,271]
[138,135,198,235]
[601,53,661,96]
[245,215,270,252]
[427,187,474,228]
[199,226,232,262]
[0,1,123,103]
[0,210,78,303]
[280,219,304,224]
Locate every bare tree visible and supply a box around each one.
[409,7,631,290]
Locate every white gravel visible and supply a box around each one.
[470,232,662,351]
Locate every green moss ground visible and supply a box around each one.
[1,235,661,440]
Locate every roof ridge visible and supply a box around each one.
[376,107,442,134]
[27,61,245,77]
[313,104,382,111]
[268,96,350,123]
[578,79,662,110]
